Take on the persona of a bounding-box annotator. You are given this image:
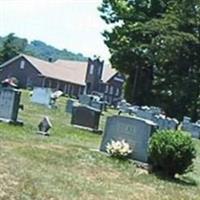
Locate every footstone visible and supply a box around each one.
[37,116,52,136]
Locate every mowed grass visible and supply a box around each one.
[1,91,200,200]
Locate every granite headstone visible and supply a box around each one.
[71,105,101,131]
[66,99,78,113]
[0,87,22,123]
[79,94,92,106]
[90,101,104,111]
[182,116,200,139]
[79,94,104,111]
[100,115,157,162]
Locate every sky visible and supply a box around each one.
[0,0,111,61]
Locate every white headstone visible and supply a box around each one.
[31,87,52,106]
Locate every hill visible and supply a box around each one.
[0,90,200,199]
[0,35,87,62]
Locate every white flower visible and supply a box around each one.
[106,139,133,158]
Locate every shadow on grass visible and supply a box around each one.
[154,171,197,186]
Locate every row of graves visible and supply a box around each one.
[1,84,200,164]
[32,88,107,134]
[67,97,200,163]
[100,103,200,163]
[0,85,61,134]
[117,100,200,138]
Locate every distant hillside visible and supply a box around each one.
[0,35,87,62]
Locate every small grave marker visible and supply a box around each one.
[37,116,52,136]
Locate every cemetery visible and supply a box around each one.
[0,89,200,200]
[0,0,199,198]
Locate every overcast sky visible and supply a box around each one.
[0,0,111,61]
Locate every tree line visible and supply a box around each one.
[0,33,87,64]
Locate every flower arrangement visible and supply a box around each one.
[106,139,133,158]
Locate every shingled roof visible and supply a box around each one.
[25,55,88,86]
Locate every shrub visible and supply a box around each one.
[106,140,132,159]
[148,130,196,177]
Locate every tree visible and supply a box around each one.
[1,33,27,63]
[99,0,200,120]
[150,0,200,120]
[99,0,171,105]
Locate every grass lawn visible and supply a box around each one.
[0,90,200,200]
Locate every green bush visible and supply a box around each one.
[148,130,196,177]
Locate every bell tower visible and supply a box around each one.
[85,56,104,94]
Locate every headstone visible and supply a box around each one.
[183,116,191,123]
[167,118,179,130]
[118,100,132,115]
[66,99,78,113]
[136,109,155,121]
[182,116,200,139]
[79,94,104,112]
[0,87,22,124]
[149,106,162,115]
[37,116,52,136]
[79,94,92,106]
[100,115,157,162]
[153,115,179,130]
[71,105,101,131]
[134,106,162,121]
[90,100,104,111]
[31,87,52,107]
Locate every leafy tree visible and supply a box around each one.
[1,33,27,63]
[99,0,200,120]
[150,0,200,120]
